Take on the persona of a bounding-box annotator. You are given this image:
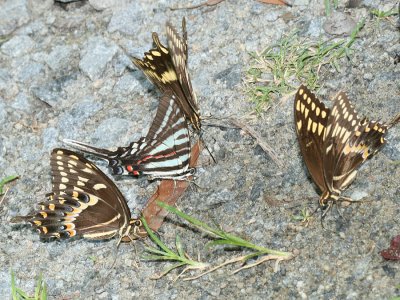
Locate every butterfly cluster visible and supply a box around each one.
[15,18,200,242]
[12,19,399,245]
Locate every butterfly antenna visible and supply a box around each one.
[332,203,344,221]
[199,133,217,164]
[320,202,334,229]
[10,214,33,223]
[63,139,114,159]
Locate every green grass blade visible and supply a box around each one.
[15,287,30,299]
[241,251,266,263]
[159,262,187,278]
[0,175,18,194]
[142,246,169,256]
[142,254,181,261]
[40,283,47,300]
[156,201,224,237]
[11,270,17,300]
[175,234,185,258]
[324,0,331,16]
[141,217,175,256]
[34,274,42,299]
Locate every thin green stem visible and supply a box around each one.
[141,217,207,269]
[156,201,292,258]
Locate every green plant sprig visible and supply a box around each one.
[141,217,208,279]
[11,270,47,300]
[246,18,365,111]
[370,7,399,29]
[156,201,293,260]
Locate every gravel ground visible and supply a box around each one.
[1,0,399,299]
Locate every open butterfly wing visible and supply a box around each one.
[322,93,388,192]
[294,85,330,193]
[30,149,132,240]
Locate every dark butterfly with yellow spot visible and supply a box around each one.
[132,18,201,132]
[64,91,193,180]
[294,84,399,211]
[13,148,147,241]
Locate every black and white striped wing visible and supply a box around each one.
[294,85,330,193]
[115,91,191,179]
[30,149,134,240]
[322,92,388,193]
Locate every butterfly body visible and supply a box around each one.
[294,85,392,209]
[64,91,193,180]
[20,148,147,241]
[133,18,201,132]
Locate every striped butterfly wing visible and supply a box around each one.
[322,92,388,193]
[294,85,330,193]
[113,90,192,179]
[132,18,201,131]
[29,149,140,240]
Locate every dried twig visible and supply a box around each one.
[257,0,291,6]
[228,118,284,168]
[170,0,225,10]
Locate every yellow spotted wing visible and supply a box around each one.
[132,18,201,132]
[27,149,146,241]
[322,92,388,194]
[294,85,391,206]
[294,84,330,193]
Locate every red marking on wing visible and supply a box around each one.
[142,141,200,231]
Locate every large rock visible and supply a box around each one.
[79,37,118,80]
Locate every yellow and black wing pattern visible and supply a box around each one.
[294,85,391,207]
[27,149,144,240]
[132,18,201,132]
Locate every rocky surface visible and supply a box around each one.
[0,0,399,298]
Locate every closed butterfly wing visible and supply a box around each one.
[294,85,330,193]
[28,149,145,241]
[166,19,199,123]
[295,85,397,209]
[322,92,388,194]
[133,18,201,131]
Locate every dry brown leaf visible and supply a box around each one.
[142,141,201,231]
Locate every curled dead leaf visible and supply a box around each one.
[142,141,201,231]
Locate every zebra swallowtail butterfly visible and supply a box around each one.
[294,85,399,210]
[132,18,201,132]
[64,90,192,180]
[14,148,147,241]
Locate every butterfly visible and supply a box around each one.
[294,84,399,212]
[132,18,201,132]
[64,90,193,180]
[13,148,147,241]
